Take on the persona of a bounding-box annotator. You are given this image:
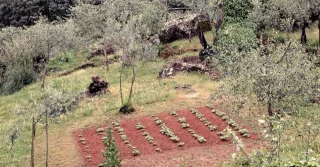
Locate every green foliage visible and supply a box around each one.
[100,127,121,167]
[72,0,167,40]
[250,0,320,31]
[44,87,79,118]
[0,19,82,94]
[48,51,87,72]
[231,115,320,167]
[216,42,318,116]
[0,0,75,28]
[216,22,258,54]
[219,0,254,25]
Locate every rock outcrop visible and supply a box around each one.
[159,56,219,80]
[159,13,212,43]
[87,43,114,60]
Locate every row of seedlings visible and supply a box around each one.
[152,115,182,146]
[136,122,162,152]
[180,116,207,143]
[208,107,250,139]
[78,132,92,162]
[171,111,206,144]
[170,111,185,147]
[190,108,217,131]
[113,122,140,156]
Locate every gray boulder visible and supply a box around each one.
[159,13,212,43]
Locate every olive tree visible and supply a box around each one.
[0,19,82,94]
[250,0,320,46]
[216,42,318,117]
[73,0,167,113]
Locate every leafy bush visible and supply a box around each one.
[218,0,254,26]
[216,22,258,54]
[218,42,318,116]
[100,127,121,167]
[230,119,320,167]
[72,0,166,40]
[0,19,83,94]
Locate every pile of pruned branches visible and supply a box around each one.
[158,56,219,80]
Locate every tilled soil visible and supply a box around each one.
[73,107,259,167]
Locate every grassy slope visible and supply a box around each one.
[267,23,319,47]
[0,32,219,166]
[0,27,319,166]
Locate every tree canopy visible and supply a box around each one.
[0,0,74,28]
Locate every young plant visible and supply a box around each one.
[131,147,140,156]
[182,123,190,129]
[189,108,218,131]
[206,104,215,109]
[211,109,218,113]
[100,127,121,167]
[196,135,207,143]
[97,128,105,135]
[190,108,198,114]
[136,122,158,146]
[120,135,128,141]
[135,122,145,130]
[170,111,178,117]
[175,113,207,144]
[208,125,217,131]
[79,138,86,145]
[238,128,250,138]
[170,136,180,143]
[154,117,181,144]
[155,119,163,125]
[178,117,186,123]
[192,134,207,143]
[188,129,195,134]
[178,142,185,147]
[156,148,161,152]
[222,115,230,120]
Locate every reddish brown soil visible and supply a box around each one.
[73,126,106,167]
[73,107,260,167]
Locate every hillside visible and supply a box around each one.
[0,0,320,167]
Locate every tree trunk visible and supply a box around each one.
[197,29,208,49]
[268,102,273,117]
[267,81,273,117]
[128,66,136,104]
[301,23,307,47]
[119,61,125,105]
[41,23,51,90]
[31,117,35,167]
[103,47,109,71]
[215,2,224,33]
[45,96,49,167]
[318,17,320,48]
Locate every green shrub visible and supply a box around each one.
[100,127,121,167]
[218,0,254,26]
[0,19,83,94]
[216,22,258,54]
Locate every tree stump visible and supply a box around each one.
[87,76,109,96]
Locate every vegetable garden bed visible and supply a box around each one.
[73,106,258,166]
